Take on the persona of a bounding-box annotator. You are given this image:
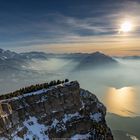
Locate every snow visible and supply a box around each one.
[11,116,49,140]
[80,89,88,97]
[49,112,82,133]
[0,56,7,60]
[90,112,102,122]
[51,119,59,128]
[97,102,103,108]
[0,81,105,140]
[126,133,139,140]
[50,119,67,132]
[0,81,72,103]
[11,126,24,137]
[0,87,54,103]
[80,100,85,109]
[62,112,81,123]
[0,138,8,140]
[5,117,49,140]
[71,133,91,140]
[13,136,23,140]
[20,89,49,98]
[23,82,72,98]
[63,82,72,86]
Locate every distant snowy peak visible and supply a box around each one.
[0,48,48,61]
[0,48,18,60]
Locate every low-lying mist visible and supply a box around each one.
[1,56,140,139]
[0,57,140,116]
[28,58,78,72]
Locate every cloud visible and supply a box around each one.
[0,0,140,55]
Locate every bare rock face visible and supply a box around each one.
[0,81,113,140]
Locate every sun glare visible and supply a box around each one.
[120,21,133,33]
[105,87,137,116]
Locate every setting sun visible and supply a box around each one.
[120,21,133,33]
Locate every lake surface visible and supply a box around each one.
[105,86,140,117]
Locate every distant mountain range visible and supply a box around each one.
[2,48,140,72]
[0,48,49,72]
[0,48,19,60]
[122,56,140,60]
[0,48,48,61]
[0,48,120,73]
[0,48,24,72]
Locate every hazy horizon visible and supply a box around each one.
[1,47,140,57]
[0,0,140,56]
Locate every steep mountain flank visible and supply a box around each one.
[76,52,117,70]
[0,81,113,140]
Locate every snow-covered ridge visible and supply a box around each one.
[0,81,113,140]
[0,81,76,103]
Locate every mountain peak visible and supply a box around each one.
[76,51,117,70]
[93,51,103,54]
[0,48,4,53]
[0,48,17,60]
[91,51,107,57]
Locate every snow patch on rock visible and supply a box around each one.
[71,133,91,140]
[90,112,102,122]
[12,116,49,140]
[63,112,82,123]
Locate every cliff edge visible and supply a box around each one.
[0,81,113,140]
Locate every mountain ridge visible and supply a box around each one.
[0,80,113,140]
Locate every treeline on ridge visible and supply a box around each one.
[0,79,69,100]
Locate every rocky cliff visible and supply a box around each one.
[0,81,113,140]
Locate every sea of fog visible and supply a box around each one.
[0,57,140,140]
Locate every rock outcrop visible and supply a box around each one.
[0,81,113,140]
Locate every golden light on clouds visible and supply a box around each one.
[14,25,140,56]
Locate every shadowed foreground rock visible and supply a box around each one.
[0,81,113,140]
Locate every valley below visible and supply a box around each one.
[0,48,140,139]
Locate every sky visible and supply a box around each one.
[0,0,140,56]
